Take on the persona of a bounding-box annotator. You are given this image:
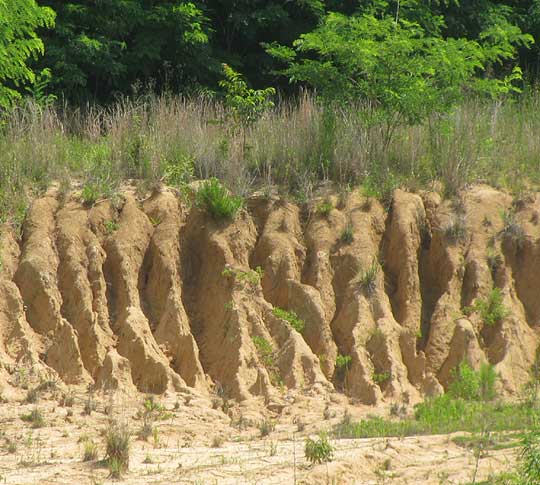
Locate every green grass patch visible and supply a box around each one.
[272,307,305,333]
[334,397,540,439]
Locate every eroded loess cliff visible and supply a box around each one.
[0,184,538,405]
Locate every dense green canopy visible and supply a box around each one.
[1,0,539,103]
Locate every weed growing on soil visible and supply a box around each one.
[448,362,497,402]
[316,199,333,217]
[464,288,509,327]
[105,422,130,478]
[272,307,305,333]
[222,265,263,292]
[82,439,98,462]
[340,224,354,244]
[305,433,334,464]
[259,419,275,437]
[196,178,242,219]
[252,336,275,367]
[21,407,45,428]
[357,259,379,296]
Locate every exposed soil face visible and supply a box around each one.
[1,183,539,405]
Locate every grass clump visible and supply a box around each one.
[340,224,354,244]
[21,407,45,428]
[357,259,379,296]
[82,439,98,462]
[104,422,131,478]
[196,178,242,220]
[259,419,275,437]
[305,433,334,464]
[272,307,305,334]
[465,288,509,327]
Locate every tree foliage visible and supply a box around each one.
[0,0,55,108]
[267,5,532,132]
[37,0,212,101]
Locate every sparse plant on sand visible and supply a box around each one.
[305,433,334,464]
[104,422,130,478]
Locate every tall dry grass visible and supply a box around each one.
[0,90,539,225]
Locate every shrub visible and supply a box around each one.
[520,430,540,484]
[448,361,497,402]
[465,288,509,327]
[335,354,352,372]
[105,422,130,478]
[196,178,242,219]
[305,433,334,464]
[272,307,305,334]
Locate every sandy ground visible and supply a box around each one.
[0,386,518,485]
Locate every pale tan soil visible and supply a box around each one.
[0,388,518,484]
[0,182,538,483]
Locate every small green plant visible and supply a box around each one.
[465,288,509,327]
[81,183,101,207]
[21,407,45,428]
[196,178,243,219]
[82,439,98,462]
[258,419,275,437]
[272,307,305,334]
[316,199,333,217]
[335,354,352,371]
[222,265,263,292]
[486,247,503,276]
[162,154,194,187]
[340,224,354,244]
[104,220,119,234]
[372,371,391,385]
[357,259,379,296]
[252,336,274,367]
[304,433,334,464]
[104,422,130,478]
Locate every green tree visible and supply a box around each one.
[0,0,55,108]
[267,5,532,144]
[219,64,275,158]
[37,0,212,101]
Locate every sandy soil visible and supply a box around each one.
[0,386,517,485]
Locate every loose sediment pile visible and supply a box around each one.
[0,184,538,405]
